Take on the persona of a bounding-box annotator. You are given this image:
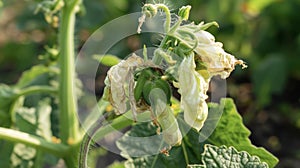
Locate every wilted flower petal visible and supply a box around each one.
[105,54,154,115]
[178,54,209,131]
[194,30,246,79]
[195,30,215,44]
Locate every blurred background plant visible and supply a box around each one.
[0,0,299,167]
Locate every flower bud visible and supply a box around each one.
[178,5,191,21]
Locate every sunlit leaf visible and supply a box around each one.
[207,98,279,167]
[15,65,55,88]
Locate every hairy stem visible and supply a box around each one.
[0,127,69,157]
[79,113,109,168]
[155,4,171,33]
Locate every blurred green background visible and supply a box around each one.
[0,0,300,167]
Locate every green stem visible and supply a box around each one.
[17,86,57,97]
[0,127,69,157]
[58,0,80,144]
[169,17,182,34]
[93,111,151,142]
[150,4,172,65]
[150,140,165,168]
[155,4,171,33]
[181,141,189,164]
[79,113,109,168]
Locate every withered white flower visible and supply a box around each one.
[177,53,209,131]
[174,29,246,132]
[194,30,247,79]
[104,54,155,116]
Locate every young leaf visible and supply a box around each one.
[188,144,268,168]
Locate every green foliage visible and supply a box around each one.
[188,144,268,168]
[116,98,278,168]
[15,65,57,88]
[207,99,278,167]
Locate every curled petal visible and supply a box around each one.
[194,31,246,79]
[178,54,209,131]
[105,54,153,115]
[195,30,215,44]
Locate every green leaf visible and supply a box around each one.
[207,98,279,167]
[124,146,188,168]
[93,54,121,67]
[188,144,268,168]
[117,122,163,159]
[15,65,55,88]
